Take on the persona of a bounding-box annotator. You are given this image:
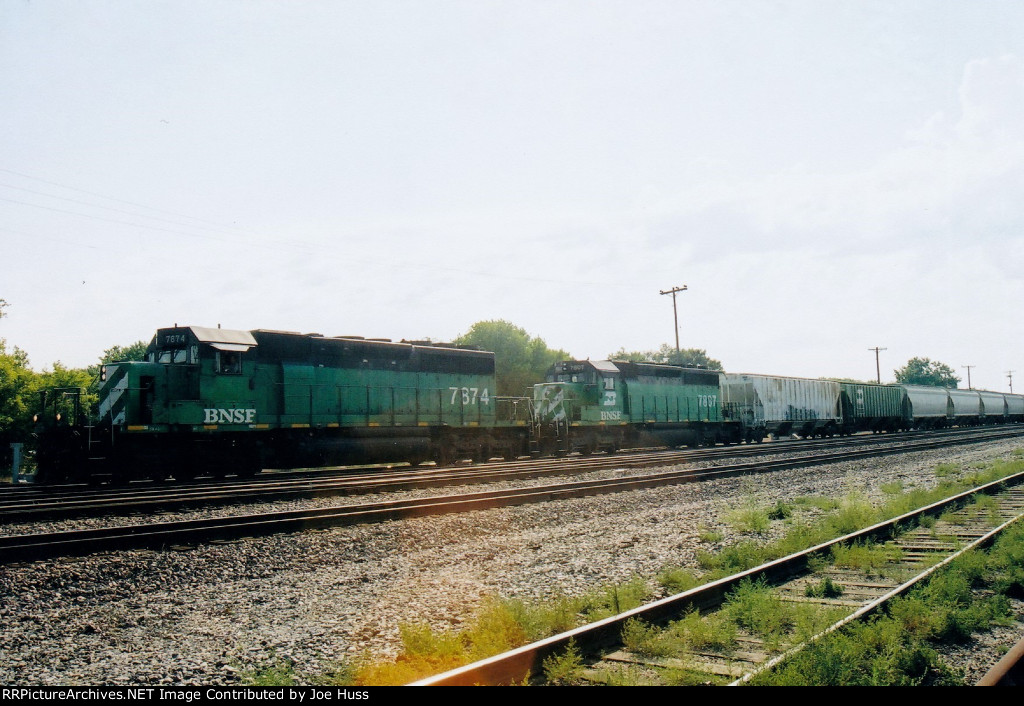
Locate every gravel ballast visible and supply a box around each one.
[1,438,1022,685]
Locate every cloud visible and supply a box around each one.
[637,54,1024,272]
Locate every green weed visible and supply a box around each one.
[621,619,674,657]
[658,567,701,594]
[698,528,724,543]
[804,576,844,598]
[666,609,737,652]
[241,659,299,686]
[726,496,771,534]
[542,640,585,685]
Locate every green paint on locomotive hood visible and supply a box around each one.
[535,359,726,426]
[98,325,506,429]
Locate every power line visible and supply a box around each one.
[0,166,651,290]
[0,181,249,237]
[0,166,247,231]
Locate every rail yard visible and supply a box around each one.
[2,431,1022,685]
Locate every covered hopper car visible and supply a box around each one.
[837,381,907,433]
[720,373,842,441]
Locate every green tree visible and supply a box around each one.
[0,340,35,471]
[0,340,34,437]
[98,340,149,364]
[894,357,961,388]
[31,361,98,423]
[609,343,724,371]
[454,320,571,396]
[84,340,149,412]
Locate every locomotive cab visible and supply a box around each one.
[96,326,261,481]
[533,360,625,455]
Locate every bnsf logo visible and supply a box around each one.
[204,409,257,424]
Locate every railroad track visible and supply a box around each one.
[413,470,1024,686]
[1,427,1015,523]
[2,427,1022,564]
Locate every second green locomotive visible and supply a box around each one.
[532,359,741,455]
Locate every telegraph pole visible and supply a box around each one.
[660,285,688,352]
[1008,370,1015,393]
[962,365,975,390]
[868,347,887,384]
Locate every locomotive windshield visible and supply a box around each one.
[152,347,195,364]
[551,371,595,383]
[147,326,257,368]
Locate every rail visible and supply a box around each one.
[413,471,1024,685]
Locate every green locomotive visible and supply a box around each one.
[531,359,741,455]
[33,325,532,483]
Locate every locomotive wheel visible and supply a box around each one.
[474,443,492,464]
[436,441,457,467]
[235,448,262,477]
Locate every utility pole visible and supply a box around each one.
[868,347,887,384]
[962,365,975,390]
[659,285,688,353]
[1008,370,1015,394]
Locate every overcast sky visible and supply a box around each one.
[2,1,1022,392]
